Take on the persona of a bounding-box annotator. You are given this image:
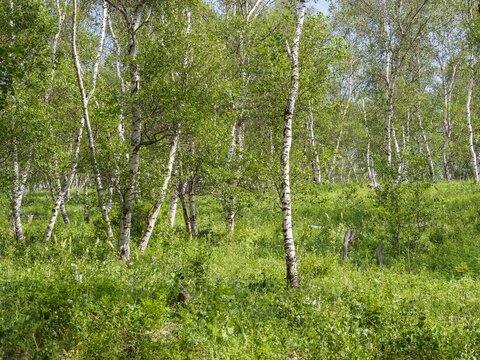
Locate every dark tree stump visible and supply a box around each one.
[376,241,384,267]
[176,287,192,305]
[343,230,356,261]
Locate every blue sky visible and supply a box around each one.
[311,0,330,15]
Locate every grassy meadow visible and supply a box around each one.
[1,181,480,359]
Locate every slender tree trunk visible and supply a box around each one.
[307,102,321,183]
[11,145,25,243]
[114,1,147,261]
[106,184,114,212]
[48,179,56,202]
[467,75,478,183]
[442,91,452,181]
[391,120,402,175]
[385,46,394,167]
[84,177,90,224]
[417,104,434,179]
[169,190,178,227]
[328,129,343,182]
[107,13,126,142]
[280,0,306,288]
[225,119,243,237]
[328,63,353,181]
[44,119,85,241]
[75,174,80,203]
[440,56,456,181]
[54,173,70,224]
[139,126,181,251]
[188,177,199,236]
[72,0,113,239]
[178,178,191,233]
[362,99,377,186]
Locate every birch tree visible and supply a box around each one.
[106,0,149,261]
[280,0,306,288]
[71,0,113,238]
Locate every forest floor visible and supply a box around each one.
[1,181,480,359]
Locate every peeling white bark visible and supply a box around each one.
[72,0,113,239]
[113,0,148,261]
[362,99,377,187]
[168,190,178,227]
[307,101,321,183]
[467,75,478,183]
[280,0,306,288]
[188,177,199,237]
[139,125,181,251]
[417,105,434,179]
[11,145,25,243]
[178,174,191,233]
[44,119,85,242]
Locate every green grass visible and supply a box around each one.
[1,181,480,358]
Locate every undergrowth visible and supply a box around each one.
[1,181,480,358]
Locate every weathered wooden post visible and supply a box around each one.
[343,230,356,261]
[376,241,384,267]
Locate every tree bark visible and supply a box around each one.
[188,177,199,236]
[11,145,26,243]
[84,177,90,224]
[307,101,321,183]
[72,0,113,239]
[44,119,85,242]
[55,174,70,225]
[280,0,306,288]
[377,241,384,267]
[467,73,478,183]
[362,99,377,187]
[439,44,457,181]
[139,126,181,251]
[169,190,178,227]
[417,104,434,179]
[178,178,191,233]
[328,61,353,181]
[343,230,355,261]
[112,0,147,261]
[225,119,243,237]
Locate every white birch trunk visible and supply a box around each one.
[417,104,434,179]
[391,120,402,175]
[328,129,343,182]
[139,126,181,251]
[328,63,353,181]
[168,190,178,227]
[188,177,199,236]
[106,184,114,212]
[385,46,394,166]
[280,0,306,288]
[466,2,478,184]
[225,120,243,237]
[72,0,113,239]
[55,174,70,225]
[307,102,321,183]
[44,118,85,242]
[466,76,478,183]
[439,38,457,180]
[114,0,147,261]
[11,145,24,243]
[362,100,377,187]
[178,177,191,233]
[107,12,126,141]
[84,177,90,224]
[75,174,80,202]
